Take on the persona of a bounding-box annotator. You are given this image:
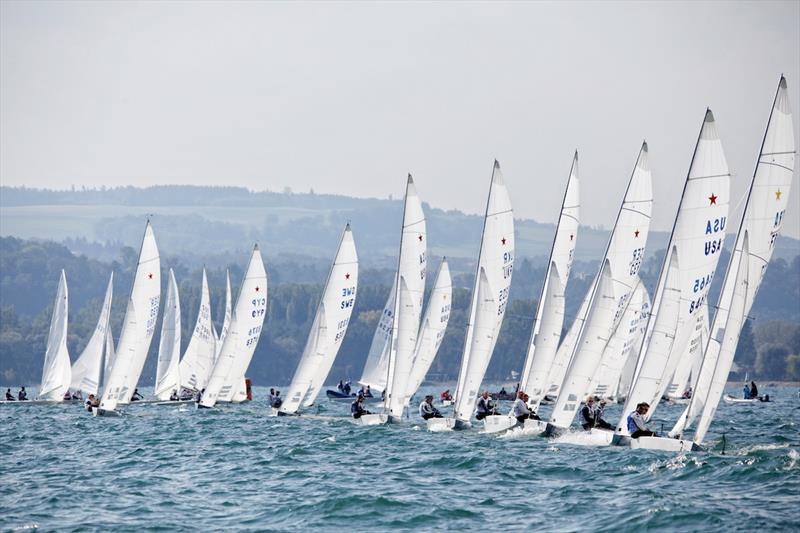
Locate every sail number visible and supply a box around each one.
[629,247,645,276]
[692,273,713,293]
[502,251,514,280]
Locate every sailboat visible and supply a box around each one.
[154,269,182,401]
[654,76,795,452]
[484,152,579,434]
[404,257,452,403]
[37,270,72,402]
[545,141,653,441]
[428,160,514,431]
[199,245,267,408]
[615,109,731,446]
[178,268,217,394]
[357,175,427,426]
[356,277,396,396]
[70,273,113,396]
[278,224,359,416]
[663,306,708,403]
[616,292,651,403]
[95,221,161,415]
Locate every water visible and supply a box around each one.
[2,385,798,532]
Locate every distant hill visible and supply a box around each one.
[3,185,799,271]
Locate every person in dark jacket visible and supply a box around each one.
[627,402,656,438]
[18,387,28,401]
[419,395,442,420]
[5,388,15,401]
[475,391,497,420]
[750,381,759,399]
[351,394,370,419]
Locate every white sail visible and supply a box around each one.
[215,270,232,363]
[39,270,71,401]
[618,110,731,432]
[358,276,396,392]
[587,279,645,399]
[673,77,795,441]
[100,222,160,410]
[155,269,182,400]
[617,288,651,399]
[548,142,653,431]
[453,161,515,423]
[384,176,427,421]
[70,272,113,396]
[103,328,115,390]
[201,246,268,407]
[519,152,580,404]
[405,257,452,400]
[281,225,359,414]
[665,305,708,399]
[178,268,217,392]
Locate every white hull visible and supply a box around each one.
[482,414,518,434]
[427,417,471,431]
[91,406,123,417]
[665,397,691,405]
[353,413,388,426]
[522,419,548,433]
[0,399,79,406]
[723,395,763,404]
[441,399,453,407]
[629,435,702,452]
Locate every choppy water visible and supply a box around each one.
[2,384,798,532]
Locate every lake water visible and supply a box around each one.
[2,384,798,532]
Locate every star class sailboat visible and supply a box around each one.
[70,273,114,398]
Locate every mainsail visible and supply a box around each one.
[201,245,267,407]
[518,152,580,405]
[618,110,731,433]
[39,270,71,401]
[358,276,396,392]
[548,142,653,431]
[100,222,160,410]
[155,269,182,400]
[178,268,217,392]
[281,224,359,414]
[452,161,515,424]
[215,270,232,363]
[70,272,113,396]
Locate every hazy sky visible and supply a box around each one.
[2,1,799,238]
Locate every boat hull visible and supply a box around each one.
[522,419,548,433]
[483,414,518,434]
[427,417,470,431]
[723,395,767,404]
[91,407,122,417]
[353,413,388,426]
[630,436,702,452]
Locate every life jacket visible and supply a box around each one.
[626,412,637,434]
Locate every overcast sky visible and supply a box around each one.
[2,1,798,238]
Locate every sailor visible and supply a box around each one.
[419,395,442,420]
[351,393,370,419]
[269,388,276,405]
[581,396,611,430]
[271,390,283,408]
[18,387,27,401]
[594,398,612,429]
[131,388,143,401]
[499,386,508,397]
[5,388,15,401]
[743,382,751,399]
[63,390,72,401]
[682,387,693,399]
[337,380,345,393]
[363,385,373,398]
[170,390,179,401]
[86,394,96,411]
[750,381,759,399]
[72,391,82,400]
[626,402,656,438]
[440,390,453,402]
[512,391,534,424]
[475,391,496,420]
[343,381,352,396]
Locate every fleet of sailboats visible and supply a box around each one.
[7,77,795,455]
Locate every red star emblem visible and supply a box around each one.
[501,237,507,245]
[345,273,350,280]
[148,273,153,279]
[255,286,260,292]
[634,229,640,238]
[570,234,574,241]
[708,193,717,205]
[418,235,423,242]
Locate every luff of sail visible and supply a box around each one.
[100,222,160,410]
[618,109,731,431]
[39,270,71,401]
[452,161,515,424]
[405,257,452,401]
[281,224,359,414]
[384,175,427,421]
[178,268,217,392]
[201,245,267,407]
[519,151,580,404]
[70,272,113,396]
[155,269,181,400]
[548,142,653,431]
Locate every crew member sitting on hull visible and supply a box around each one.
[681,387,693,400]
[750,381,759,399]
[131,388,143,401]
[85,394,100,411]
[63,390,72,401]
[351,393,370,419]
[581,396,612,430]
[18,387,28,401]
[627,402,656,438]
[5,388,14,401]
[512,391,539,424]
[170,390,179,401]
[363,386,373,398]
[743,382,751,399]
[440,390,453,402]
[475,391,497,420]
[268,388,276,405]
[270,390,283,408]
[419,395,442,420]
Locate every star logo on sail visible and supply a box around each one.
[776,189,782,200]
[634,229,640,238]
[570,234,574,241]
[148,273,153,279]
[255,286,260,292]
[708,193,718,205]
[418,235,423,242]
[501,237,507,245]
[345,273,350,280]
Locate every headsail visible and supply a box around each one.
[70,272,113,396]
[100,222,160,410]
[281,225,359,414]
[215,270,232,363]
[39,270,71,401]
[358,276,396,392]
[178,268,217,392]
[201,245,268,407]
[155,269,182,400]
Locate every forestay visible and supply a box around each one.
[70,272,113,396]
[548,142,653,431]
[155,269,182,400]
[519,152,580,406]
[39,270,71,401]
[453,161,515,424]
[281,225,359,414]
[201,246,267,407]
[179,269,217,392]
[100,222,161,410]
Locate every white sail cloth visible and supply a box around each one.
[39,270,71,401]
[70,273,113,396]
[179,268,217,392]
[155,269,181,400]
